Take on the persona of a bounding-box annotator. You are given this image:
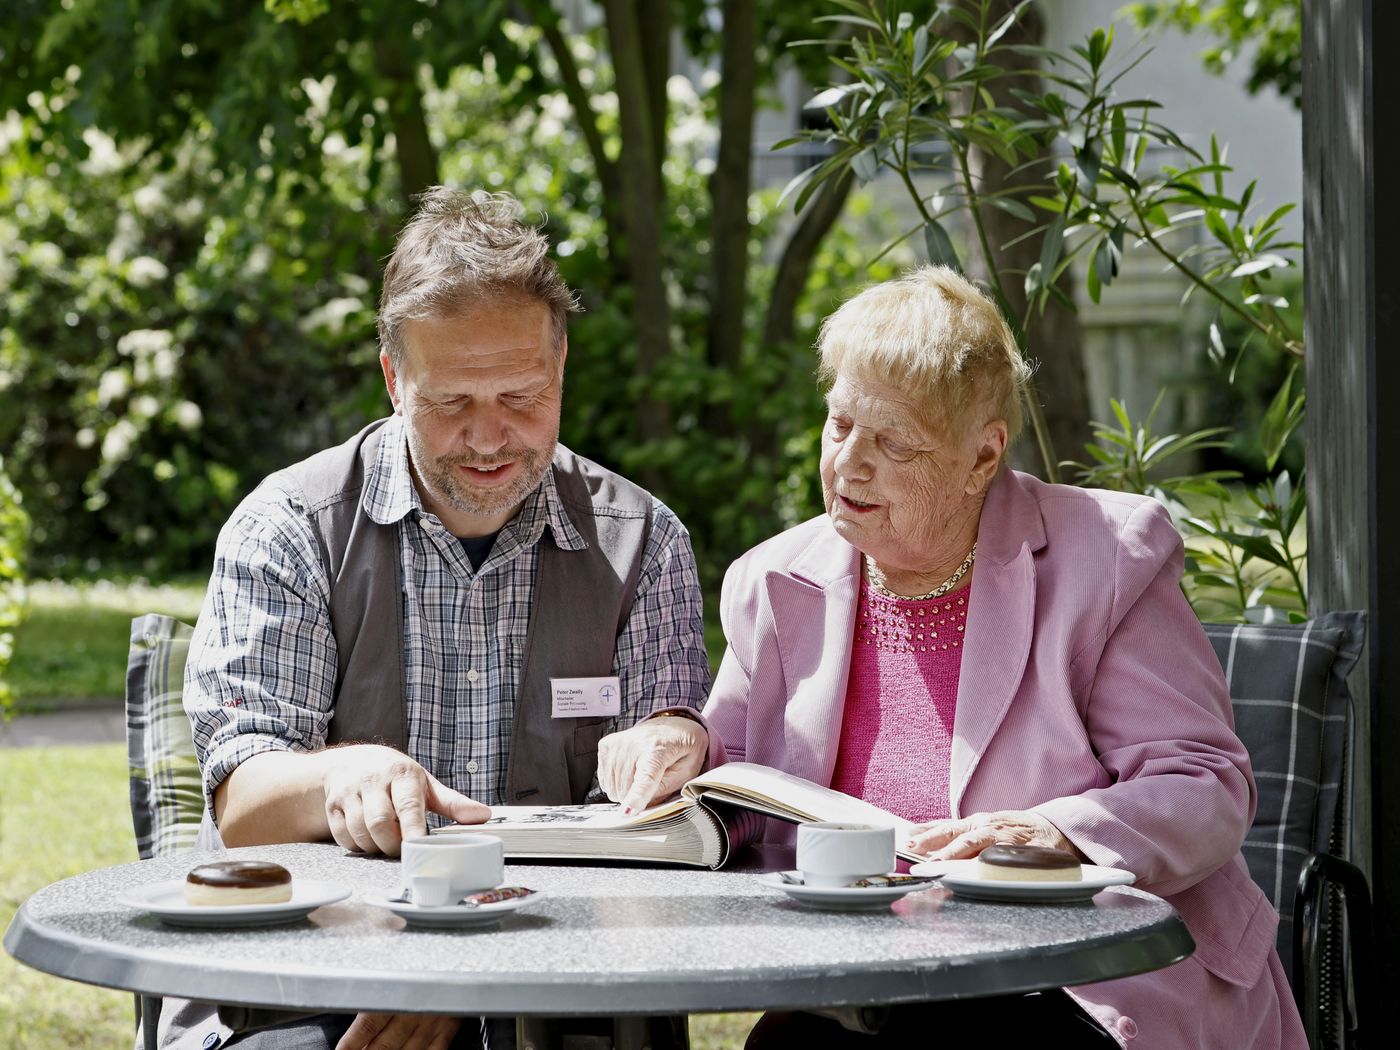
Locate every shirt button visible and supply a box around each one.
[466,760,479,774]
[1117,1016,1138,1040]
[466,669,480,683]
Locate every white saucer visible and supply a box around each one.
[757,872,939,911]
[367,890,545,929]
[117,880,351,928]
[908,859,1135,902]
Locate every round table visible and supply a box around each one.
[4,842,1192,1018]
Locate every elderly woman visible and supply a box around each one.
[599,266,1305,1048]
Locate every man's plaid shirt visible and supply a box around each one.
[185,414,712,812]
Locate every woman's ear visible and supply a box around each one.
[966,419,1009,494]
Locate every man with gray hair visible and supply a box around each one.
[165,188,712,1050]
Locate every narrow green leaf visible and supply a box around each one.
[805,84,862,110]
[1076,139,1102,194]
[1099,163,1140,193]
[1258,369,1304,470]
[983,196,1036,222]
[851,145,880,185]
[1110,398,1133,435]
[1258,202,1297,231]
[1218,533,1290,568]
[1231,254,1290,278]
[922,219,961,270]
[1203,208,1234,247]
[1039,210,1066,284]
[986,1,1033,49]
[1239,179,1256,217]
[1110,106,1127,164]
[777,163,824,211]
[1207,322,1226,366]
[814,14,885,33]
[1093,227,1122,287]
[1024,261,1044,298]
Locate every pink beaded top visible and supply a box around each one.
[829,577,970,823]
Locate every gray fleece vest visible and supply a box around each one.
[284,417,654,805]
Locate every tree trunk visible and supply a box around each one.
[705,0,758,434]
[745,169,856,470]
[372,37,439,206]
[637,0,671,203]
[761,170,854,352]
[603,0,673,462]
[965,2,1090,474]
[532,4,626,286]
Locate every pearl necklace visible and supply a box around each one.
[865,542,977,601]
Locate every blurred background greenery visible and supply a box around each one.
[0,0,1302,596]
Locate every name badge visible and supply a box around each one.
[551,676,623,718]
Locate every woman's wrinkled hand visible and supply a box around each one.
[904,810,1081,861]
[597,715,709,814]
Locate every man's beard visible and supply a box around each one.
[407,426,557,523]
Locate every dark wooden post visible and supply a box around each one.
[1303,0,1400,1026]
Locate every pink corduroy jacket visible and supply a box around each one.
[701,468,1306,1049]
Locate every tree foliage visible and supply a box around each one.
[788,0,1306,621]
[0,1,893,590]
[1126,0,1302,108]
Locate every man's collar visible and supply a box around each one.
[363,414,420,525]
[361,417,586,552]
[535,453,588,552]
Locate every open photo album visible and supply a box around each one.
[434,762,919,870]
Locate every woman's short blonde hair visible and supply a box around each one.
[817,265,1032,442]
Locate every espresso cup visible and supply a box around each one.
[796,822,896,887]
[401,833,504,905]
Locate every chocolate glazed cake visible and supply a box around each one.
[976,844,1082,882]
[183,860,294,906]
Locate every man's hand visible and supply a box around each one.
[903,810,1082,861]
[336,1011,460,1050]
[597,715,708,814]
[321,744,490,856]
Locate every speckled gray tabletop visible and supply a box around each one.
[4,843,1192,1016]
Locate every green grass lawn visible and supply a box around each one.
[1,743,139,1048]
[7,579,206,709]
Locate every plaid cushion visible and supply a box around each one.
[1204,611,1365,983]
[126,614,205,859]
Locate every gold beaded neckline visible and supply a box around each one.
[864,542,976,602]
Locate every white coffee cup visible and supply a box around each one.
[796,822,896,887]
[401,833,504,905]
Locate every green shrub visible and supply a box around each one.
[0,106,385,576]
[0,455,28,716]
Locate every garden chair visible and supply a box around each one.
[125,613,203,1050]
[1203,611,1371,1050]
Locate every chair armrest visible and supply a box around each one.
[1294,852,1372,1049]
